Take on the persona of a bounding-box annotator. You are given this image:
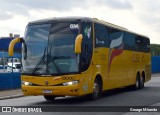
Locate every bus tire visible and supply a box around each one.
[88,77,102,101]
[135,75,140,89]
[127,74,140,90]
[44,95,56,101]
[139,76,144,89]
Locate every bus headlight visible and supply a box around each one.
[22,81,33,86]
[63,80,79,86]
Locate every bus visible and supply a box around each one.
[9,17,151,101]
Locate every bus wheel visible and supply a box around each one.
[135,75,140,90]
[135,74,145,90]
[139,76,144,89]
[44,95,56,101]
[135,76,139,89]
[88,78,102,100]
[127,75,142,90]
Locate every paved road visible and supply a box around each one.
[0,75,160,115]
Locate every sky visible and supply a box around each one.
[0,0,159,44]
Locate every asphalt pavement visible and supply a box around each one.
[0,89,23,100]
[0,74,160,115]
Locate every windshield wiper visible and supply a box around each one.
[32,47,47,74]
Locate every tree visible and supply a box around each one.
[150,44,160,56]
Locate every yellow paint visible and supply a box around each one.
[74,34,83,54]
[8,38,21,56]
[21,47,151,96]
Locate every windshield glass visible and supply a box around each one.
[22,22,80,75]
[22,24,50,74]
[47,23,79,74]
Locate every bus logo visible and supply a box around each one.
[45,81,49,86]
[70,24,79,29]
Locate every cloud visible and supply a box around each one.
[0,2,14,20]
[0,0,160,44]
[2,0,87,11]
[130,0,160,43]
[0,0,29,20]
[0,0,88,20]
[99,0,133,10]
[0,12,12,20]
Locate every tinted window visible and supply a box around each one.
[123,32,136,51]
[145,38,150,52]
[47,22,79,74]
[135,36,150,52]
[22,24,51,74]
[95,23,109,47]
[124,32,150,52]
[109,28,123,49]
[81,22,93,71]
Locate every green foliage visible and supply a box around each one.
[151,44,160,56]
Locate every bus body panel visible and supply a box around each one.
[12,17,151,97]
[22,48,151,96]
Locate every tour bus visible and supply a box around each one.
[9,17,151,101]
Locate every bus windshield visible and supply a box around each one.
[22,22,80,75]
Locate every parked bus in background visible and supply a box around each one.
[9,17,151,101]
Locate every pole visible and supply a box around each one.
[12,56,13,73]
[3,51,5,72]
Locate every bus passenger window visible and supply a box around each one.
[94,23,109,48]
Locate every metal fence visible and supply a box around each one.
[152,56,160,73]
[0,72,21,90]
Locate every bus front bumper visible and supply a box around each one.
[22,85,81,96]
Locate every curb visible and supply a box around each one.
[152,73,160,77]
[0,94,24,100]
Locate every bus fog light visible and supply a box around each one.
[63,80,79,86]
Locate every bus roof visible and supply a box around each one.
[92,18,128,31]
[28,17,93,25]
[28,17,148,38]
[92,18,148,38]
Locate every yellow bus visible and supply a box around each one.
[9,17,151,101]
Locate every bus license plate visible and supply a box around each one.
[42,90,52,94]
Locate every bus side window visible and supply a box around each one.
[135,36,146,52]
[81,22,93,71]
[123,32,136,51]
[109,28,123,49]
[94,23,109,48]
[145,38,150,52]
[140,37,150,53]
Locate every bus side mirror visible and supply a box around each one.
[8,38,21,56]
[75,34,83,54]
[8,38,27,59]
